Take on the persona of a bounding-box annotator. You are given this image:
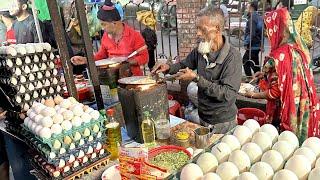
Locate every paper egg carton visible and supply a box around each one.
[31,147,108,179]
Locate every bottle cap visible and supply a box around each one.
[106,108,115,116]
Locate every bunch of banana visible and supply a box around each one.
[137,10,157,30]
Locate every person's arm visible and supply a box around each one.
[129,31,148,65]
[94,34,108,60]
[197,53,242,101]
[167,49,199,74]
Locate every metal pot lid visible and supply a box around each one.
[118,76,157,85]
[95,57,127,67]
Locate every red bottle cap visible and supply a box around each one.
[106,108,115,116]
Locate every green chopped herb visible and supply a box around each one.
[149,151,189,171]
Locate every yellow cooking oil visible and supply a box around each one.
[105,108,122,160]
[141,111,156,147]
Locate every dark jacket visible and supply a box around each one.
[168,36,242,124]
[244,11,263,50]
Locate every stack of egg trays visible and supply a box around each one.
[31,147,108,179]
[21,116,106,161]
[22,127,106,166]
[0,50,62,113]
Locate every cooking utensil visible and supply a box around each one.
[193,126,214,149]
[95,45,148,67]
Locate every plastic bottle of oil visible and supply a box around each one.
[105,108,122,160]
[141,111,156,147]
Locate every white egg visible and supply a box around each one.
[81,113,92,123]
[45,70,50,77]
[11,77,17,85]
[24,117,30,126]
[19,75,26,83]
[15,68,21,76]
[7,59,13,67]
[49,62,55,69]
[63,110,74,121]
[41,117,53,127]
[56,85,61,92]
[25,56,31,64]
[44,79,50,87]
[278,131,299,150]
[259,124,279,144]
[29,74,35,81]
[40,63,47,70]
[25,94,30,101]
[49,87,54,94]
[33,91,39,98]
[53,69,58,75]
[25,44,36,54]
[74,132,82,141]
[54,105,60,111]
[51,124,63,135]
[28,83,34,91]
[272,140,295,161]
[52,114,64,124]
[60,99,71,109]
[34,114,43,124]
[294,147,316,167]
[24,65,31,74]
[39,127,52,139]
[36,81,42,89]
[41,107,56,117]
[68,97,78,104]
[15,57,22,66]
[78,150,85,158]
[100,149,105,155]
[59,148,66,155]
[96,142,102,150]
[23,103,30,112]
[31,123,38,133]
[68,155,75,163]
[251,132,272,153]
[90,110,100,121]
[33,106,44,115]
[71,105,84,117]
[42,54,47,61]
[69,143,76,150]
[27,120,33,129]
[84,107,94,114]
[49,52,55,60]
[15,46,26,55]
[41,89,46,96]
[233,125,252,145]
[37,72,43,79]
[58,159,65,168]
[49,152,56,159]
[35,125,43,135]
[71,116,82,127]
[273,170,299,180]
[52,78,58,85]
[61,120,72,131]
[79,139,85,146]
[26,109,33,117]
[32,64,39,72]
[34,55,39,62]
[4,46,17,56]
[57,108,67,115]
[87,146,94,154]
[34,44,43,53]
[29,111,37,120]
[42,43,52,51]
[16,96,22,103]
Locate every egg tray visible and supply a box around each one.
[0,49,57,63]
[25,131,105,167]
[22,127,107,165]
[21,115,106,151]
[30,148,108,180]
[0,70,61,87]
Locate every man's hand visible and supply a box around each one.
[151,63,170,74]
[176,67,197,81]
[71,56,87,65]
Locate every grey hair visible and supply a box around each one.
[198,6,225,31]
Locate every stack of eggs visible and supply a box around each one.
[23,95,107,178]
[180,120,320,180]
[0,43,62,131]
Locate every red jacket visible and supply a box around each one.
[94,24,148,76]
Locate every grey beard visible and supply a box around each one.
[198,41,212,55]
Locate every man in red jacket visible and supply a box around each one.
[71,0,148,76]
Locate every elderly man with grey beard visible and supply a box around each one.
[152,6,242,133]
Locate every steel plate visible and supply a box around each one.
[95,57,127,67]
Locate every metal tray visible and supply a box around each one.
[118,76,157,85]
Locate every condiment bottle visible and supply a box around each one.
[141,111,156,147]
[105,108,122,160]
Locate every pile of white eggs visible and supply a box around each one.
[180,119,320,180]
[24,95,101,140]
